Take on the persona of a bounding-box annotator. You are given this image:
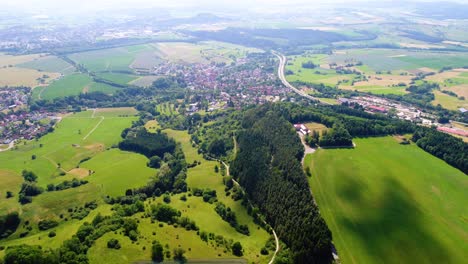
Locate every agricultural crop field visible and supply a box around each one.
[18,55,75,75]
[287,49,468,98]
[0,53,62,87]
[304,137,468,264]
[31,73,121,100]
[68,46,150,72]
[153,41,263,64]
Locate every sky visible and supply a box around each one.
[0,0,465,14]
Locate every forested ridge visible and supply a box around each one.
[230,106,333,263]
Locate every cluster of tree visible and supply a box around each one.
[301,61,317,69]
[318,122,353,147]
[106,238,121,249]
[151,204,199,231]
[46,178,88,192]
[192,188,217,203]
[2,211,130,264]
[152,76,187,90]
[119,128,176,158]
[412,127,468,174]
[0,212,20,239]
[273,102,415,137]
[214,202,250,235]
[18,170,43,204]
[37,220,59,231]
[230,105,333,263]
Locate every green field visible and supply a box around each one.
[0,108,142,256]
[0,108,271,263]
[95,72,139,85]
[32,73,92,100]
[18,56,75,75]
[69,47,148,72]
[432,90,468,110]
[31,73,123,100]
[305,137,468,264]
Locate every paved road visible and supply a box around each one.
[272,51,332,105]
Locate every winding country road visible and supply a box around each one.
[272,51,332,105]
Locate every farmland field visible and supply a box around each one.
[154,41,263,64]
[32,73,93,100]
[69,47,146,72]
[432,90,468,110]
[305,137,468,264]
[95,72,139,85]
[18,55,75,75]
[0,53,62,87]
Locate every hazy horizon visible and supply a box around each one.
[1,0,467,15]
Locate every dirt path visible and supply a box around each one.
[0,140,15,152]
[205,154,280,264]
[83,115,104,140]
[297,132,316,164]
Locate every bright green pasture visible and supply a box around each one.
[163,129,271,262]
[306,137,468,264]
[32,73,92,100]
[81,149,156,196]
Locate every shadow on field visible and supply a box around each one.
[338,176,451,263]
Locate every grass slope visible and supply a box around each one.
[305,137,468,264]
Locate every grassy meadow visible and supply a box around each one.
[0,108,141,247]
[0,107,271,263]
[305,137,468,264]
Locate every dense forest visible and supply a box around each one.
[230,105,333,263]
[413,127,468,174]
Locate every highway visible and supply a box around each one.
[272,51,332,105]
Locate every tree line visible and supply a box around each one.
[230,105,333,263]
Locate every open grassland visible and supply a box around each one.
[305,137,468,264]
[432,90,468,110]
[1,113,270,263]
[0,108,138,212]
[0,108,148,256]
[18,55,75,75]
[32,73,92,100]
[285,54,356,85]
[163,129,272,263]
